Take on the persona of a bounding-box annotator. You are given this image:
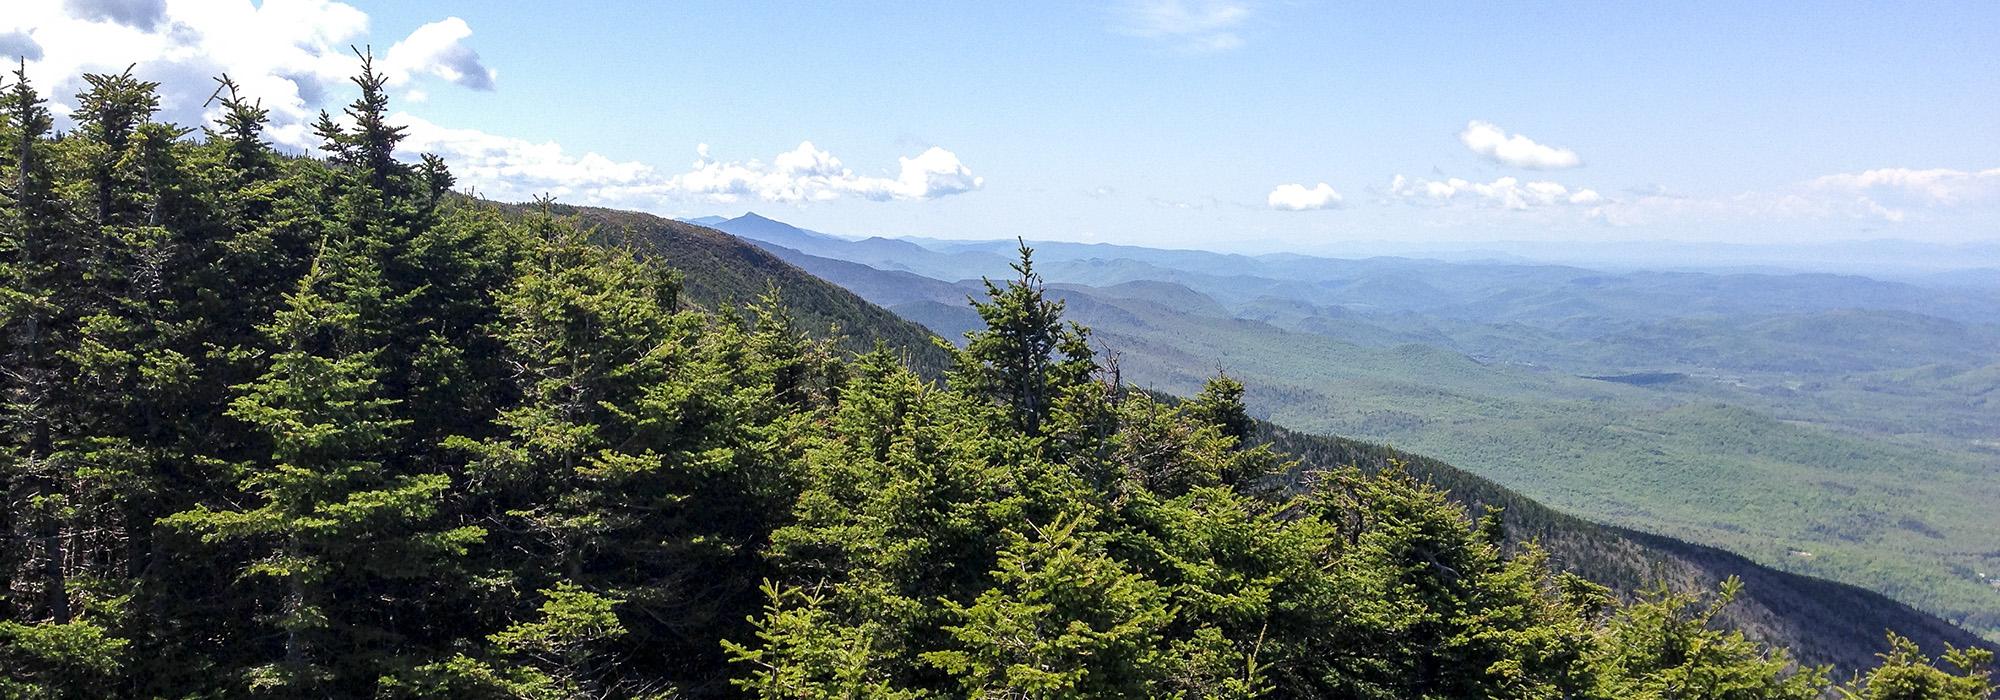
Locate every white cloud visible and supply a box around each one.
[1809,167,2000,206]
[1389,174,1600,210]
[1114,0,1251,52]
[396,116,983,207]
[4,0,493,148]
[1581,189,1889,228]
[1267,182,1343,211]
[1586,167,2000,228]
[1458,120,1582,170]
[668,141,982,203]
[394,113,655,204]
[9,1,980,211]
[383,17,494,91]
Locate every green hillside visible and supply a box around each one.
[1058,287,2000,643]
[753,237,2000,644]
[528,204,954,378]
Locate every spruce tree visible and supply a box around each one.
[163,238,481,692]
[949,241,1095,436]
[0,59,71,627]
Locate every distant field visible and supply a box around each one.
[1062,296,2000,642]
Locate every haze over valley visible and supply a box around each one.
[691,211,2000,643]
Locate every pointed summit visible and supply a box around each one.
[714,212,843,248]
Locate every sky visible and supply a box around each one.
[4,0,1999,252]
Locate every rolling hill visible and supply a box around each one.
[656,215,1993,672]
[705,214,2000,646]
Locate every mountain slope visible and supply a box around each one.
[1256,424,1991,674]
[661,222,1992,673]
[730,216,2000,644]
[549,205,954,376]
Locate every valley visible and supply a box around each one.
[700,212,2000,642]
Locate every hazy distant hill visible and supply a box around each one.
[712,214,2000,645]
[667,219,1991,670]
[708,212,1011,280]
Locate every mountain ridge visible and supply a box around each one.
[668,216,1995,671]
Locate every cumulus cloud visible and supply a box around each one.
[668,141,982,203]
[397,116,983,207]
[1267,182,1343,211]
[1114,0,1251,52]
[1458,120,1582,170]
[7,0,979,210]
[63,0,165,31]
[4,0,493,147]
[1389,174,1600,210]
[383,17,494,90]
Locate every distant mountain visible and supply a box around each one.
[1916,267,2000,289]
[695,221,1990,670]
[708,214,1012,280]
[680,214,731,226]
[547,206,954,377]
[721,213,2000,647]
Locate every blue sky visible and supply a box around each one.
[7,1,1999,250]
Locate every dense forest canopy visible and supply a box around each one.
[0,59,1994,698]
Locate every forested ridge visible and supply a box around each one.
[0,60,1994,698]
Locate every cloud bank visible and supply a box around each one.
[2,0,494,149]
[397,115,982,207]
[8,0,983,210]
[1389,174,1601,210]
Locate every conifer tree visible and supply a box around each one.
[1842,633,1995,700]
[1190,372,1255,445]
[949,241,1095,436]
[316,48,409,200]
[922,515,1174,698]
[163,239,482,692]
[0,59,71,627]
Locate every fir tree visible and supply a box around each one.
[949,241,1095,436]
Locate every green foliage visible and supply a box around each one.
[1596,579,1828,699]
[923,515,1174,698]
[949,240,1096,435]
[1842,634,1996,700]
[0,620,126,699]
[409,582,637,699]
[0,63,1985,700]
